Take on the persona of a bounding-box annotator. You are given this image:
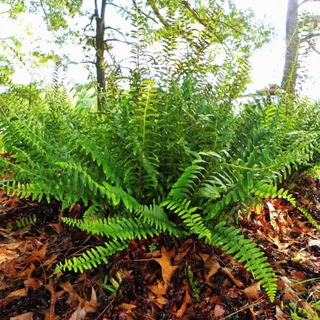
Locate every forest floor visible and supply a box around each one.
[1,174,320,320]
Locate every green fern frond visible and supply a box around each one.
[7,213,36,230]
[55,162,139,211]
[210,222,277,302]
[55,239,129,273]
[295,205,320,232]
[251,182,296,205]
[62,216,158,241]
[137,203,180,236]
[162,198,212,240]
[169,161,206,200]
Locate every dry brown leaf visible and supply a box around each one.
[283,289,300,303]
[83,287,100,313]
[148,279,168,303]
[59,281,83,309]
[174,247,191,264]
[0,242,21,263]
[214,304,225,318]
[148,280,169,309]
[221,268,244,288]
[60,284,99,319]
[89,287,98,306]
[249,204,264,218]
[6,288,28,302]
[9,313,33,320]
[24,278,42,290]
[204,256,220,284]
[267,202,280,232]
[0,281,9,290]
[208,294,221,304]
[42,253,60,267]
[267,234,288,253]
[175,279,193,318]
[44,279,56,320]
[300,301,315,316]
[291,270,308,281]
[154,246,179,286]
[34,242,48,260]
[227,287,239,298]
[116,303,137,313]
[276,305,288,319]
[198,253,209,263]
[17,262,35,279]
[70,303,86,320]
[299,198,310,205]
[49,211,64,234]
[243,282,261,300]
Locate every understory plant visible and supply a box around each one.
[0,3,320,304]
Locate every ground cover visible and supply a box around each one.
[0,172,320,319]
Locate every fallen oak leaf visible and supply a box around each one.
[42,252,60,267]
[135,246,179,285]
[204,255,220,285]
[24,278,42,290]
[267,201,279,232]
[0,242,21,263]
[59,281,83,309]
[214,304,225,318]
[227,287,239,298]
[243,282,261,300]
[33,242,48,260]
[116,303,137,313]
[83,287,100,313]
[198,252,209,263]
[44,279,56,320]
[0,281,9,290]
[6,287,28,302]
[70,303,86,320]
[221,268,245,288]
[154,246,179,286]
[174,246,191,264]
[9,313,33,320]
[49,211,64,234]
[148,279,169,306]
[299,198,310,206]
[175,279,193,318]
[276,305,288,319]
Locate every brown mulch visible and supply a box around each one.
[0,175,320,319]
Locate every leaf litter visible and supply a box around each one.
[0,174,320,319]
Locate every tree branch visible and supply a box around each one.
[301,32,320,41]
[69,60,96,65]
[104,38,134,45]
[181,1,242,35]
[307,38,320,54]
[299,0,320,9]
[100,0,106,21]
[94,0,98,16]
[146,0,168,27]
[105,26,129,42]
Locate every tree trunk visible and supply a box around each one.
[95,0,106,111]
[282,0,300,95]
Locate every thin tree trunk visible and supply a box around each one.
[95,0,106,111]
[282,0,300,95]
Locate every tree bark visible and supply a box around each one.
[95,0,106,111]
[282,0,300,94]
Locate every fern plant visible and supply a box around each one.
[1,0,320,306]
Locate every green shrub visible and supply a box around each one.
[1,5,320,304]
